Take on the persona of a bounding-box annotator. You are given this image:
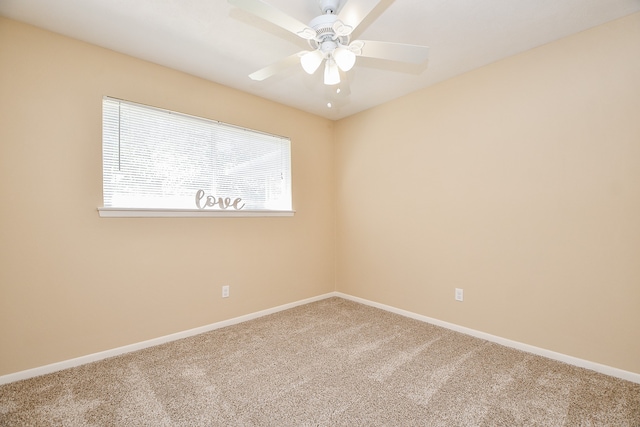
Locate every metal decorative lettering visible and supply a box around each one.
[195,190,245,210]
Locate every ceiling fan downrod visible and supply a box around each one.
[319,0,340,15]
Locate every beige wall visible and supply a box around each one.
[335,13,640,374]
[2,12,639,378]
[0,17,335,376]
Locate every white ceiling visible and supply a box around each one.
[1,0,639,120]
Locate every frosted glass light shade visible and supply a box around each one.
[324,58,340,85]
[300,50,324,74]
[333,47,356,71]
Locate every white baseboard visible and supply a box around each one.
[335,292,640,384]
[2,291,638,386]
[0,293,336,386]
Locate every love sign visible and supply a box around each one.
[195,190,245,210]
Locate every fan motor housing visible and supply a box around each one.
[308,13,349,50]
[310,14,337,35]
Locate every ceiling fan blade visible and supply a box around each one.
[248,52,305,81]
[355,40,429,64]
[229,0,316,39]
[337,0,382,33]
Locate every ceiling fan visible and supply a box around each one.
[228,0,429,86]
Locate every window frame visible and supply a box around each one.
[99,97,295,218]
[97,207,294,218]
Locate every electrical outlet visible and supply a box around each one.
[455,288,463,302]
[222,285,230,298]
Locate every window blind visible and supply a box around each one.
[102,97,292,211]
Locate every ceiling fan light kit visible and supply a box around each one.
[333,47,356,71]
[229,0,429,89]
[324,58,341,85]
[297,10,355,85]
[300,50,324,74]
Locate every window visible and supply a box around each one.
[99,97,293,217]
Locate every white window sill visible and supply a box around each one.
[98,208,295,218]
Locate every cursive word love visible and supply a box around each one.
[195,189,245,210]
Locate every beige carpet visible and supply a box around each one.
[1,297,639,426]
